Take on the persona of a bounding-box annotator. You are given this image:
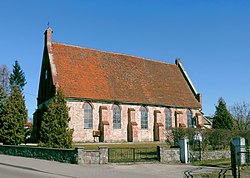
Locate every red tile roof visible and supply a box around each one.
[51,42,201,108]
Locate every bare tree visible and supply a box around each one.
[0,64,10,93]
[230,102,250,130]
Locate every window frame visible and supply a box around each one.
[187,110,193,128]
[165,108,172,129]
[141,107,148,129]
[113,104,121,129]
[84,103,93,129]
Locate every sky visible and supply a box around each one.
[0,0,249,118]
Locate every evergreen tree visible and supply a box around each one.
[38,88,72,148]
[0,86,27,145]
[213,97,234,130]
[9,60,26,91]
[0,87,7,142]
[0,87,7,116]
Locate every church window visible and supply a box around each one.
[141,107,148,129]
[84,103,93,129]
[187,110,193,128]
[113,105,121,129]
[165,108,172,129]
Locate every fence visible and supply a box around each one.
[108,147,159,163]
[0,144,233,165]
[189,140,202,162]
[231,143,250,178]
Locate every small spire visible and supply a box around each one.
[44,26,53,53]
[47,21,50,28]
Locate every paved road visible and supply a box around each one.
[0,154,198,178]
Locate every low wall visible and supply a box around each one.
[0,145,108,165]
[159,146,180,163]
[159,147,230,163]
[201,150,230,160]
[0,144,230,165]
[76,146,108,164]
[0,145,77,164]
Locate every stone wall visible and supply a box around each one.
[77,147,108,165]
[0,144,231,165]
[77,148,100,164]
[99,146,108,164]
[159,147,230,163]
[0,145,77,164]
[159,146,180,163]
[201,150,231,160]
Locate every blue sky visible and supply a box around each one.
[0,0,249,117]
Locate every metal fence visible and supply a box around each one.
[189,140,202,162]
[231,143,250,178]
[108,147,159,163]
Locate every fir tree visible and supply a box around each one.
[0,87,7,142]
[38,88,73,148]
[9,60,26,91]
[213,97,234,130]
[0,86,27,145]
[0,87,7,116]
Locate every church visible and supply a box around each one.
[34,28,204,143]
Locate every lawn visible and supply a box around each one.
[73,142,169,150]
[190,159,233,178]
[191,158,231,167]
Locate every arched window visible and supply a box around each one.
[187,110,193,128]
[113,105,121,129]
[141,107,148,129]
[84,103,93,129]
[165,108,172,129]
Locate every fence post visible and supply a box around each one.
[232,137,246,165]
[99,146,108,164]
[76,147,85,165]
[180,138,189,163]
[231,137,246,178]
[133,148,136,162]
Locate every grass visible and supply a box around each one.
[73,142,170,150]
[190,159,233,178]
[191,158,231,167]
[240,165,250,177]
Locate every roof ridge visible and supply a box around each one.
[52,42,175,66]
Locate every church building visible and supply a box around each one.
[34,28,204,143]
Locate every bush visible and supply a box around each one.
[171,128,249,151]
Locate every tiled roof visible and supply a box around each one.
[51,42,201,108]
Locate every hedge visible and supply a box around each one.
[169,128,250,151]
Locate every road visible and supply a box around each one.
[0,154,198,178]
[0,163,65,178]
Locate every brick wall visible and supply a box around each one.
[67,101,202,143]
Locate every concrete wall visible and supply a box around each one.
[67,101,202,143]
